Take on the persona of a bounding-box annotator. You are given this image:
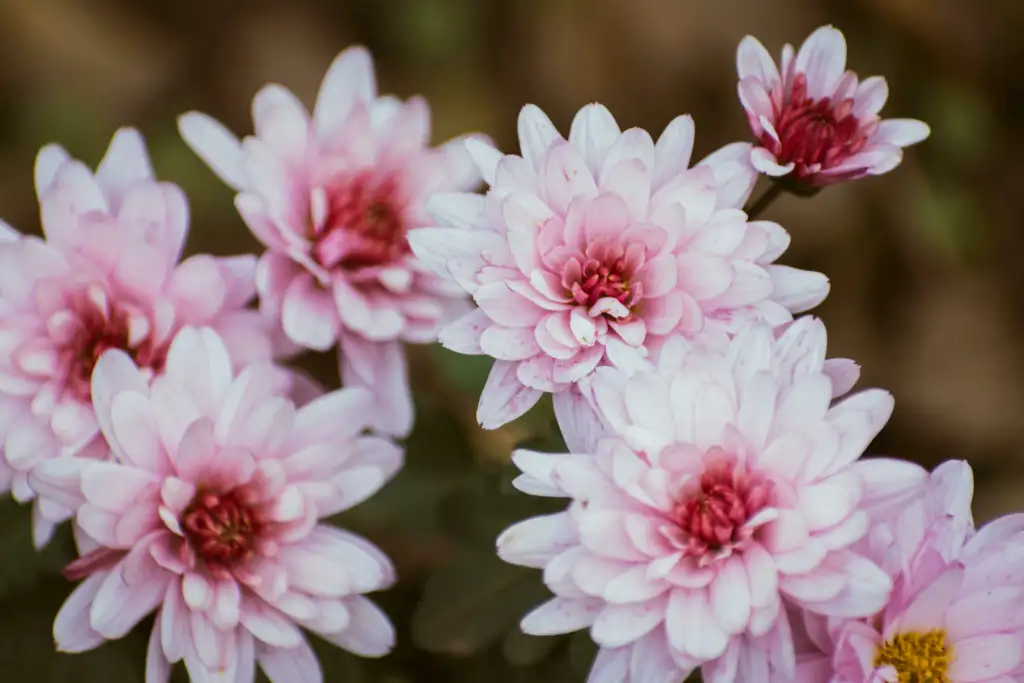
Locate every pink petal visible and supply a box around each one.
[474,281,545,328]
[852,76,889,120]
[653,115,695,189]
[949,634,1023,682]
[257,636,323,683]
[338,335,412,438]
[317,595,395,656]
[542,141,598,215]
[521,596,603,635]
[314,45,377,140]
[568,104,621,178]
[282,273,340,351]
[737,36,781,88]
[874,119,930,147]
[177,112,247,189]
[518,104,563,171]
[769,265,830,313]
[95,128,154,211]
[438,309,489,354]
[794,26,847,99]
[591,600,665,647]
[476,360,543,429]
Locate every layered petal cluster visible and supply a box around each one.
[737,25,930,187]
[179,45,484,437]
[0,130,275,546]
[794,462,1024,683]
[409,103,830,429]
[497,318,926,683]
[33,327,401,682]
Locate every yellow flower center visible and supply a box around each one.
[874,630,952,683]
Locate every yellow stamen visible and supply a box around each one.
[874,629,952,683]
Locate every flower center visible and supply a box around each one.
[60,287,165,402]
[181,490,262,570]
[768,73,868,177]
[674,458,772,559]
[874,630,952,683]
[312,172,408,271]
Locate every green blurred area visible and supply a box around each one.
[0,0,1022,680]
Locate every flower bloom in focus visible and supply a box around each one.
[178,45,485,438]
[32,327,401,682]
[737,25,930,188]
[409,103,830,430]
[496,318,927,683]
[0,130,274,547]
[794,461,1024,683]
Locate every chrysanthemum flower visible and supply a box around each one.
[793,462,1024,683]
[0,129,275,546]
[32,327,401,682]
[496,318,926,683]
[737,25,930,188]
[408,103,829,429]
[178,45,485,438]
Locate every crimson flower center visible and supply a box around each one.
[312,172,408,271]
[181,490,262,569]
[767,73,867,175]
[62,291,165,402]
[674,459,772,557]
[568,254,642,315]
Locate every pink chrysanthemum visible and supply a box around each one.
[408,103,830,430]
[793,462,1024,683]
[496,318,927,683]
[178,45,485,437]
[737,25,930,187]
[0,129,276,547]
[31,327,401,682]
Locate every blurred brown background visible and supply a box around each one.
[0,0,1021,679]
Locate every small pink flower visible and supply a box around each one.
[178,45,485,437]
[737,25,930,187]
[32,327,401,682]
[793,462,1024,683]
[497,318,927,683]
[409,103,829,430]
[0,129,275,547]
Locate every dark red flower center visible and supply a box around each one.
[674,459,772,557]
[62,290,166,402]
[181,490,262,570]
[312,172,409,271]
[765,73,868,178]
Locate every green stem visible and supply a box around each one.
[744,182,785,220]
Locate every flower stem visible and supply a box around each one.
[744,183,785,220]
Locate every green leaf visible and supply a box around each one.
[0,498,76,601]
[502,628,560,667]
[437,464,565,549]
[0,577,148,682]
[411,546,551,656]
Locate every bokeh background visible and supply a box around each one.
[0,0,1020,680]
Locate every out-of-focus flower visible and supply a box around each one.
[32,327,401,682]
[496,318,926,683]
[408,103,828,430]
[793,462,1024,683]
[736,25,930,189]
[178,45,485,438]
[0,130,275,547]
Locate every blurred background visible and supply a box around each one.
[0,0,1021,680]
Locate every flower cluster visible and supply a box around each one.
[2,19,1016,683]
